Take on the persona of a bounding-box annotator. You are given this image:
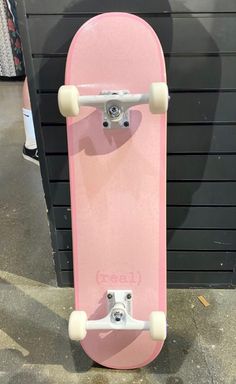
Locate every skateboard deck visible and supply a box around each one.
[62,13,167,369]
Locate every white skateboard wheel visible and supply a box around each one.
[149,82,168,114]
[68,310,87,341]
[58,85,80,117]
[149,311,167,341]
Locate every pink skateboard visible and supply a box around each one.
[58,13,168,369]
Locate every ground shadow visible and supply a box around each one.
[0,279,92,373]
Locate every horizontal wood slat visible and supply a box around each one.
[34,56,236,91]
[28,15,236,55]
[167,56,236,90]
[42,124,236,154]
[168,207,236,229]
[58,250,236,271]
[47,155,68,180]
[54,207,71,228]
[29,16,236,55]
[53,206,236,230]
[167,271,235,287]
[46,154,236,182]
[50,181,236,206]
[167,125,236,154]
[25,0,236,14]
[169,92,236,124]
[56,229,236,251]
[56,230,72,250]
[168,155,236,181]
[56,230,71,250]
[34,58,66,91]
[39,92,236,125]
[58,251,73,270]
[58,271,73,287]
[57,270,235,288]
[167,182,236,206]
[42,125,67,153]
[168,230,236,251]
[168,251,236,271]
[49,182,70,205]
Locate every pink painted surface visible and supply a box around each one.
[65,13,167,369]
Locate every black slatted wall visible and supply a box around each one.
[17,0,236,287]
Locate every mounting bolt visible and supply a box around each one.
[124,121,129,127]
[108,105,122,119]
[103,121,109,127]
[126,293,132,300]
[112,310,124,322]
[107,293,113,300]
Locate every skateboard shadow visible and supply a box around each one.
[0,277,93,375]
[69,109,142,156]
[0,275,208,377]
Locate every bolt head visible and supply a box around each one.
[112,310,124,322]
[108,104,121,119]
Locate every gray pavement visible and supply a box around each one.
[0,82,235,384]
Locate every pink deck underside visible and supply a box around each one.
[65,13,167,369]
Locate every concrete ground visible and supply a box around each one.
[0,82,235,384]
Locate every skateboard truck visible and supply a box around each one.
[101,90,131,128]
[58,82,169,128]
[68,290,167,341]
